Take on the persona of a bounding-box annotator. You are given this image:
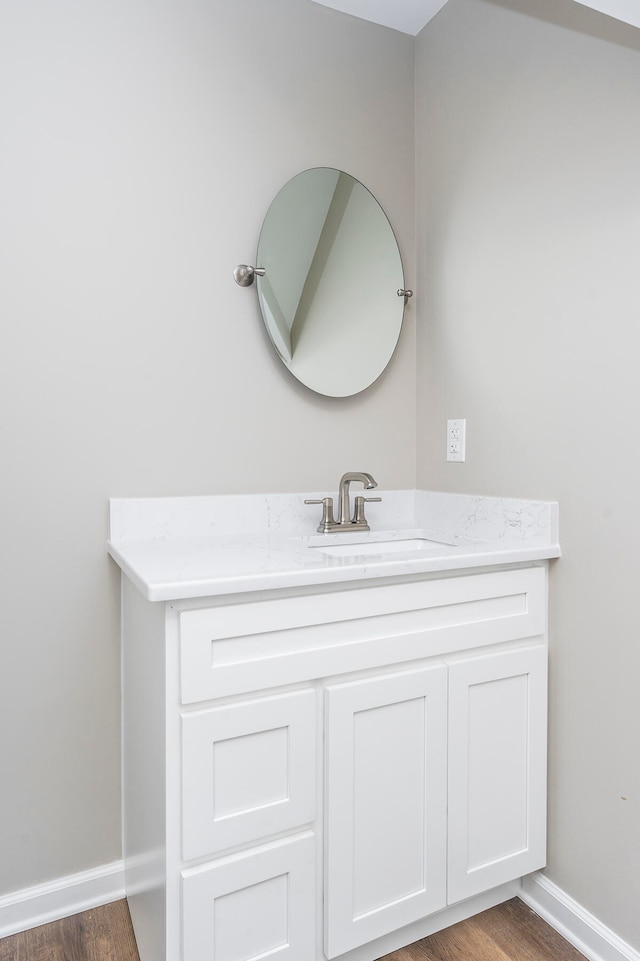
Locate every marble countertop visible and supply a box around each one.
[107,490,560,601]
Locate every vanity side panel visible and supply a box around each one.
[122,576,167,960]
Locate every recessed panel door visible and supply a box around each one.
[324,665,448,958]
[447,644,547,903]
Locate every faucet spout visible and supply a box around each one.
[337,472,377,525]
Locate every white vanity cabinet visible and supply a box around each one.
[121,563,549,961]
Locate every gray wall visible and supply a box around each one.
[0,0,415,895]
[4,0,639,953]
[416,0,640,950]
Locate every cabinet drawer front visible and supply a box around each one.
[182,689,316,861]
[182,833,315,961]
[179,567,546,702]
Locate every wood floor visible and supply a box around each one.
[0,900,139,961]
[0,896,586,961]
[381,898,587,961]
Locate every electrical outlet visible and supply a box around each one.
[447,418,466,462]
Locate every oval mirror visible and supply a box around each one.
[254,168,408,397]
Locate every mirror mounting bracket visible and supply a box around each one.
[233,264,266,287]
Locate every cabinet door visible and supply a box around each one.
[447,644,547,904]
[324,665,448,959]
[182,833,315,961]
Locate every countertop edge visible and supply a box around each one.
[109,540,561,603]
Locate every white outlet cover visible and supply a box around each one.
[447,418,466,463]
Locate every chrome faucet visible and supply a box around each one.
[305,472,381,533]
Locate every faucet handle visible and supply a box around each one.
[353,495,382,526]
[304,497,336,533]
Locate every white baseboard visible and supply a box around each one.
[2,864,637,959]
[0,860,126,939]
[520,872,640,961]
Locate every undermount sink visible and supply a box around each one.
[312,536,454,558]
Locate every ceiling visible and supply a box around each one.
[309,0,449,34]
[572,0,640,28]
[310,0,640,35]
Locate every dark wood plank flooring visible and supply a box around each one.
[0,896,586,961]
[381,898,587,961]
[0,900,139,961]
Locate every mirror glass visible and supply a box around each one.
[256,168,406,397]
